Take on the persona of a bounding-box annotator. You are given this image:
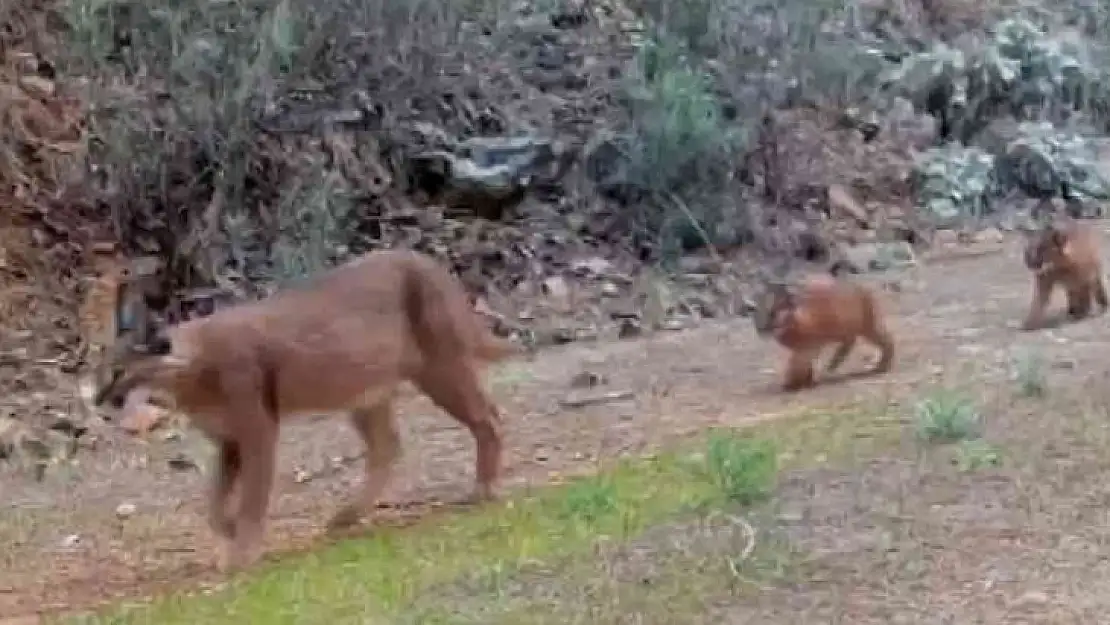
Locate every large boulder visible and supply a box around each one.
[995,122,1110,202]
[910,143,999,227]
[407,135,562,220]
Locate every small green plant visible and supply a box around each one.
[557,476,620,523]
[951,439,1003,472]
[913,391,983,443]
[1012,350,1048,398]
[704,431,778,505]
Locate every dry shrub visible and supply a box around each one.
[0,9,93,420]
[63,0,526,292]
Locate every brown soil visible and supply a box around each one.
[4,225,1110,621]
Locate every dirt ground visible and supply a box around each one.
[6,224,1110,621]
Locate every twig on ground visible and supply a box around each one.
[559,389,636,409]
[706,511,758,579]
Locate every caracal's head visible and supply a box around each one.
[1022,221,1070,275]
[751,278,798,339]
[92,334,176,409]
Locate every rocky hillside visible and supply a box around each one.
[5,0,1110,464]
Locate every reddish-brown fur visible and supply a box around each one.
[94,249,519,571]
[1021,219,1108,331]
[752,274,894,392]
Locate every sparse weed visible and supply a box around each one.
[1011,349,1048,398]
[951,439,1003,471]
[704,431,778,505]
[913,391,983,443]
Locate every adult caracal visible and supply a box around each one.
[94,249,518,571]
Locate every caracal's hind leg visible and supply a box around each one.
[824,339,856,374]
[1094,275,1109,313]
[415,359,504,502]
[327,398,401,532]
[864,325,895,375]
[1066,283,1093,320]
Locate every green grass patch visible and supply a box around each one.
[705,432,778,504]
[63,405,903,625]
[913,390,983,443]
[408,521,765,625]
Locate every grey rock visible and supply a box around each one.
[408,135,560,219]
[617,318,642,339]
[837,241,917,273]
